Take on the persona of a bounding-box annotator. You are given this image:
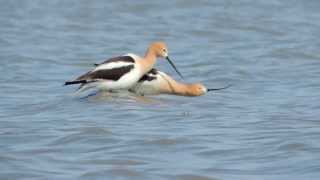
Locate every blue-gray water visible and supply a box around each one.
[1,0,320,179]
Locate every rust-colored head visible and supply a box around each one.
[147,41,184,79]
[186,84,232,96]
[148,41,168,58]
[187,83,207,96]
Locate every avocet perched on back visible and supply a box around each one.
[130,69,231,96]
[64,42,183,92]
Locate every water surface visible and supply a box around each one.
[1,0,320,179]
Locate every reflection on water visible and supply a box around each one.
[80,91,167,105]
[1,0,320,179]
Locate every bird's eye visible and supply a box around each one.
[163,49,166,52]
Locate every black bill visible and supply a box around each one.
[166,56,184,79]
[207,84,232,92]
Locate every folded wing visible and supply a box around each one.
[65,55,136,85]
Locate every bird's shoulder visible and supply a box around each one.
[94,54,139,71]
[75,55,140,81]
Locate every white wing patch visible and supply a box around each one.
[94,62,133,72]
[93,54,140,72]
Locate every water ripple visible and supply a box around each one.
[1,0,320,179]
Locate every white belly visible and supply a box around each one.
[98,67,141,90]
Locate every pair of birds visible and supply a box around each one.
[65,42,229,97]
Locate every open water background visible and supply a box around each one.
[1,0,320,179]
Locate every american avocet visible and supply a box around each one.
[130,69,231,96]
[64,42,183,92]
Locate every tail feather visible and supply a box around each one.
[64,80,87,85]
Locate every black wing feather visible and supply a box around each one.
[83,65,134,81]
[138,68,158,82]
[96,56,135,66]
[65,56,135,85]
